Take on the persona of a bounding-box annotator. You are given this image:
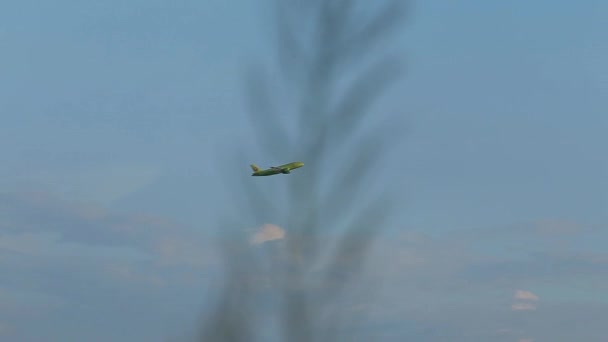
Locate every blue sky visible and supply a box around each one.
[1,0,607,341]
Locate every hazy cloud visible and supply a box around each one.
[511,290,539,312]
[535,219,582,235]
[511,290,539,311]
[250,223,285,245]
[1,187,214,260]
[514,290,539,301]
[104,263,166,287]
[0,286,66,316]
[2,163,163,206]
[0,322,14,337]
[0,189,220,340]
[1,188,605,341]
[511,303,537,311]
[153,235,213,267]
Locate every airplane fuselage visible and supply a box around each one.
[251,161,304,176]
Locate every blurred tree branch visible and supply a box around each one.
[200,1,409,341]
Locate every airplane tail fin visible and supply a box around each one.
[250,164,260,172]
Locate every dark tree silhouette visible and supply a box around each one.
[199,1,409,341]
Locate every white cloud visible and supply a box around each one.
[514,290,539,301]
[512,290,539,311]
[250,224,285,245]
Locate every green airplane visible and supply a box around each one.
[250,161,304,176]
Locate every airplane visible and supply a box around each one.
[250,161,304,176]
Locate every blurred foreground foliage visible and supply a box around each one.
[200,1,409,341]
